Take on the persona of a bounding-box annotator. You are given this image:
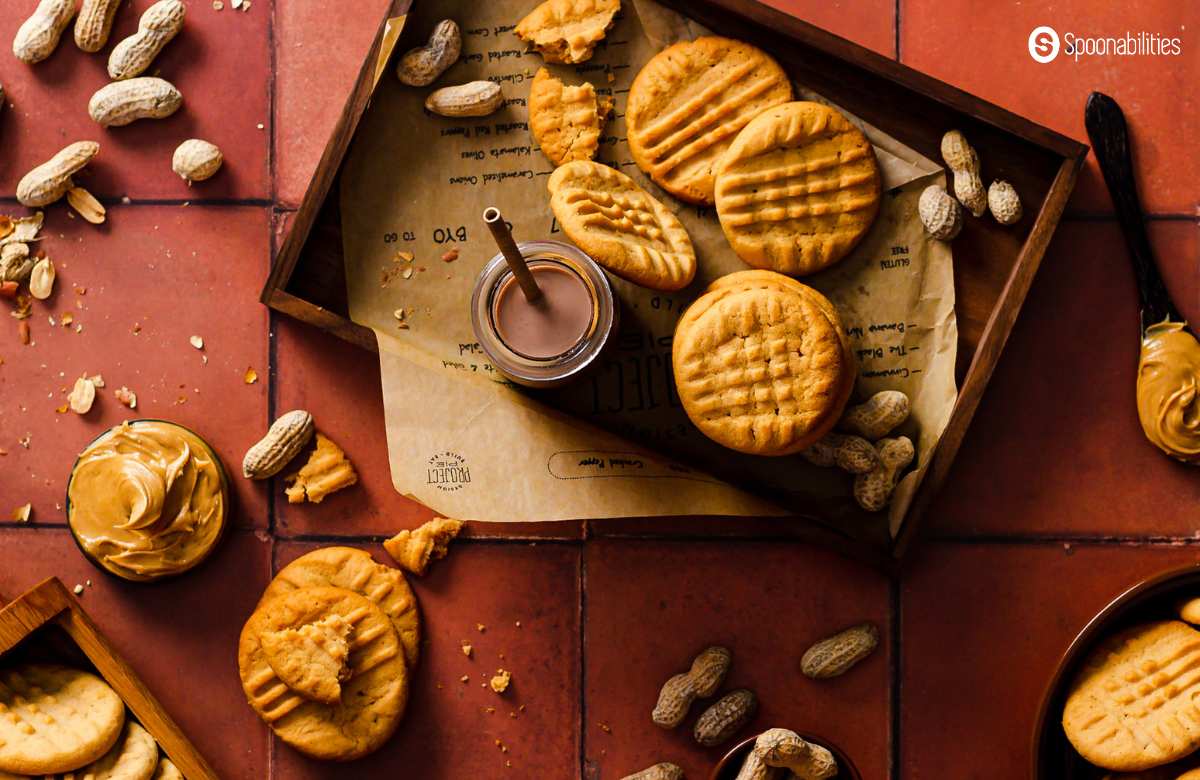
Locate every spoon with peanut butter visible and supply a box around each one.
[1086,92,1200,464]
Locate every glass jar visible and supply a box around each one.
[470,240,617,388]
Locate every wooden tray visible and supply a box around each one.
[0,578,218,780]
[263,0,1088,564]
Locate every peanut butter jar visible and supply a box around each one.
[66,419,229,583]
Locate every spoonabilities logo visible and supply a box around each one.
[1028,25,1061,62]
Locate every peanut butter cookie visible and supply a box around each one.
[707,270,855,412]
[529,67,612,166]
[260,614,353,706]
[384,517,463,576]
[626,36,793,205]
[65,720,158,780]
[0,665,125,775]
[284,433,357,504]
[152,758,184,780]
[672,272,851,455]
[548,160,696,291]
[238,587,408,761]
[515,0,620,64]
[261,546,421,668]
[714,101,881,276]
[1064,621,1200,771]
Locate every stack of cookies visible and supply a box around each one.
[0,665,183,778]
[238,547,420,761]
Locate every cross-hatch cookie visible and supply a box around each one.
[626,36,793,205]
[672,280,848,456]
[715,101,881,276]
[548,160,696,291]
[0,665,125,776]
[261,614,353,706]
[1064,621,1200,772]
[238,587,408,762]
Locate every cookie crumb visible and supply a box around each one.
[490,669,511,694]
[73,584,84,595]
[461,642,473,658]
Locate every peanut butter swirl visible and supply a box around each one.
[68,420,226,581]
[1137,321,1200,464]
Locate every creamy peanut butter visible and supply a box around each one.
[68,420,227,581]
[1137,320,1200,464]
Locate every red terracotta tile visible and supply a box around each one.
[762,0,896,56]
[271,539,581,778]
[0,527,272,778]
[583,540,890,780]
[273,0,393,208]
[928,220,1200,538]
[0,0,270,201]
[0,205,270,529]
[900,0,1198,214]
[900,542,1199,778]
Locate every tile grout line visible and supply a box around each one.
[889,576,902,780]
[578,543,588,780]
[894,0,901,62]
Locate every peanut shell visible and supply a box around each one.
[172,139,223,182]
[801,623,879,679]
[396,19,460,87]
[75,0,123,52]
[88,77,182,127]
[107,0,185,80]
[620,763,684,780]
[693,688,757,747]
[651,645,731,728]
[13,0,76,64]
[243,409,315,479]
[425,80,503,117]
[16,141,100,207]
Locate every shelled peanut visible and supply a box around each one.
[652,646,731,728]
[13,0,76,64]
[75,0,123,52]
[172,139,223,182]
[800,623,879,679]
[88,77,182,127]
[17,141,100,207]
[108,0,185,80]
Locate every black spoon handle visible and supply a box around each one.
[1084,91,1180,327]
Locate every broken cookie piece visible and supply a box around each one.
[383,516,464,576]
[514,0,620,64]
[529,67,613,166]
[260,613,353,705]
[284,433,358,504]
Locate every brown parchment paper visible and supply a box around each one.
[339,0,958,536]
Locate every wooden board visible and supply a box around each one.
[263,0,1088,565]
[0,578,219,780]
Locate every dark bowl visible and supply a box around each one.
[65,419,231,584]
[711,731,862,780]
[1033,563,1200,778]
